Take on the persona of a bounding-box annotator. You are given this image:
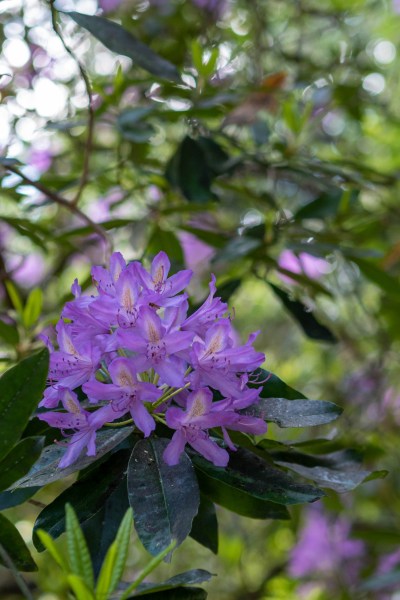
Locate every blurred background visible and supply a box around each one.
[1,0,400,598]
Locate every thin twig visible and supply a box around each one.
[0,542,34,600]
[3,165,112,263]
[49,0,95,207]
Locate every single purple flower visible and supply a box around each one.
[182,274,227,336]
[38,389,101,469]
[117,306,193,388]
[134,251,192,306]
[163,388,236,466]
[41,322,101,408]
[83,357,160,437]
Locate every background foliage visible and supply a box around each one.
[1,0,400,598]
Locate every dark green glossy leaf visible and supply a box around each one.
[127,438,200,556]
[268,283,337,342]
[33,450,130,551]
[243,398,342,427]
[166,136,215,203]
[193,447,324,507]
[82,477,129,576]
[295,189,359,220]
[135,570,213,595]
[67,12,181,82]
[0,513,37,572]
[0,157,21,167]
[11,427,133,489]
[0,486,40,510]
[251,368,306,400]
[189,496,218,554]
[0,436,44,491]
[0,348,49,462]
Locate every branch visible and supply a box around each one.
[3,165,112,263]
[49,0,95,207]
[0,542,34,600]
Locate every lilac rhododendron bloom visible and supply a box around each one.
[278,250,331,285]
[39,251,266,468]
[289,506,365,585]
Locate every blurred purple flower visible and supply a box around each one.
[278,250,331,284]
[98,0,123,12]
[289,506,365,584]
[12,254,46,288]
[393,0,400,13]
[178,231,215,279]
[192,0,227,17]
[28,148,52,174]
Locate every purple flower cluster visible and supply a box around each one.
[39,252,266,468]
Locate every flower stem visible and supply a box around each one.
[104,418,133,428]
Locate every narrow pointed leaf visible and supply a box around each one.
[95,508,132,599]
[66,504,95,590]
[23,288,43,328]
[0,513,37,572]
[67,574,95,600]
[242,398,342,427]
[36,529,68,571]
[67,12,181,82]
[127,438,200,556]
[0,348,49,462]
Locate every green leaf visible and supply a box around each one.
[352,257,400,298]
[243,398,342,427]
[67,574,95,600]
[268,283,337,343]
[22,288,43,328]
[33,450,130,551]
[11,427,132,489]
[67,12,181,82]
[294,189,359,220]
[189,496,218,554]
[65,504,95,590]
[4,280,24,315]
[95,508,132,599]
[117,108,156,143]
[0,513,37,572]
[0,320,19,346]
[0,486,40,510]
[193,447,324,507]
[252,368,306,400]
[0,348,49,462]
[36,529,68,571]
[132,589,207,599]
[213,237,261,264]
[127,438,200,556]
[0,436,44,491]
[360,569,400,592]
[82,477,129,577]
[135,570,213,596]
[270,449,372,493]
[166,136,216,203]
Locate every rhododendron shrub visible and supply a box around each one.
[2,250,377,572]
